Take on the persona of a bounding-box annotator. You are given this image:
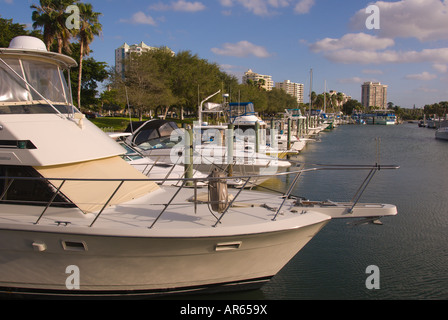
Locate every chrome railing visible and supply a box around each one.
[0,163,399,229]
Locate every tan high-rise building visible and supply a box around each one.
[361,82,388,110]
[242,69,274,91]
[275,80,304,104]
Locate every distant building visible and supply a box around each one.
[361,82,388,110]
[242,69,274,91]
[275,80,304,104]
[115,41,174,76]
[329,90,351,108]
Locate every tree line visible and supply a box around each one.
[1,1,299,120]
[104,48,301,120]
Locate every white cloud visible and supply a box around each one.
[120,12,157,26]
[320,47,448,65]
[150,1,206,12]
[433,64,448,73]
[308,30,448,65]
[350,0,448,42]
[362,69,384,75]
[220,0,233,6]
[294,0,314,14]
[337,77,367,84]
[416,87,438,93]
[211,40,272,58]
[218,0,314,16]
[405,71,437,81]
[310,33,395,53]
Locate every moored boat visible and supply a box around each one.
[0,36,399,298]
[435,127,448,141]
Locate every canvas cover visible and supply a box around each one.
[35,156,159,213]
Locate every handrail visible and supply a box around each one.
[0,164,399,184]
[0,164,399,228]
[34,180,66,224]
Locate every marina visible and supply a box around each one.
[0,36,402,299]
[2,0,447,303]
[0,36,400,298]
[215,123,448,300]
[1,31,447,301]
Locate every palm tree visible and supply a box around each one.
[76,2,102,110]
[31,0,77,53]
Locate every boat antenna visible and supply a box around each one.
[125,86,133,134]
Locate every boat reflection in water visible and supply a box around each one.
[0,36,398,298]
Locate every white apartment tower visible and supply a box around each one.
[242,69,274,91]
[115,42,174,76]
[275,80,304,104]
[361,82,388,110]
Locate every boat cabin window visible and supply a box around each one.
[137,136,178,151]
[0,165,74,207]
[131,120,182,149]
[118,142,144,161]
[0,57,72,112]
[229,102,255,116]
[0,104,74,115]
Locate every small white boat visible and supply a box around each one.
[435,127,448,141]
[0,36,399,298]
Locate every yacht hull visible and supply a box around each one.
[0,221,328,298]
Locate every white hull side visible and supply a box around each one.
[0,221,328,297]
[435,128,448,141]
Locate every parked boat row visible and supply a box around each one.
[351,111,398,125]
[417,115,448,141]
[0,36,399,298]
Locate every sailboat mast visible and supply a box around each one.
[324,80,326,113]
[309,68,313,113]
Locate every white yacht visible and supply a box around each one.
[124,119,293,180]
[0,37,398,298]
[111,133,208,184]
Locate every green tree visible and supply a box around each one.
[236,84,265,112]
[121,51,176,120]
[342,99,363,114]
[266,88,298,115]
[76,2,102,110]
[30,0,77,53]
[100,89,124,114]
[170,51,230,119]
[0,16,42,48]
[64,43,109,109]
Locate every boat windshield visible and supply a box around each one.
[228,102,255,117]
[0,57,73,114]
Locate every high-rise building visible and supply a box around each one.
[275,80,304,104]
[115,42,174,76]
[361,82,388,110]
[242,69,274,91]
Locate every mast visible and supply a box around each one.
[309,68,313,114]
[324,80,326,113]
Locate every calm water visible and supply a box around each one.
[208,123,448,300]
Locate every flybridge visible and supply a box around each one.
[0,36,77,120]
[0,37,127,167]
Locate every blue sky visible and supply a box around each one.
[2,0,448,108]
